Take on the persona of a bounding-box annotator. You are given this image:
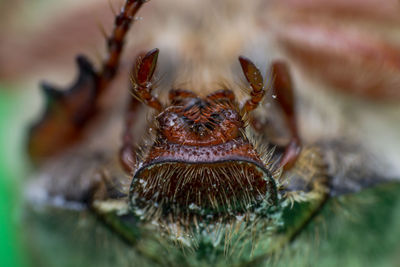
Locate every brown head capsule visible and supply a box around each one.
[128,50,279,227]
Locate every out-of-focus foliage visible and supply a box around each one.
[276,183,400,267]
[0,87,29,267]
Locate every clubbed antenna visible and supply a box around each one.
[239,56,266,114]
[131,48,163,111]
[28,0,149,164]
[119,47,162,173]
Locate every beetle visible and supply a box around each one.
[21,0,400,266]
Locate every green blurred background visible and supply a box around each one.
[0,87,29,267]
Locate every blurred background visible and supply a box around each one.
[1,0,400,266]
[0,1,117,265]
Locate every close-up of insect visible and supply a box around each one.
[1,0,400,266]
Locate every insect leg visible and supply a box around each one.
[119,95,141,173]
[98,0,148,91]
[271,61,301,170]
[27,0,149,164]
